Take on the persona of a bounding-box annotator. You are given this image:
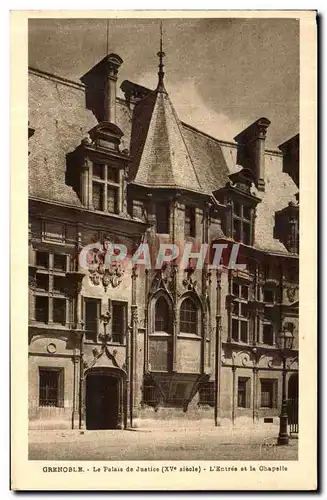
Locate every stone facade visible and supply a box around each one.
[28,52,299,430]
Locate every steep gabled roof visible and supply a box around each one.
[130,85,208,194]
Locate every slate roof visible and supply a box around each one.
[130,87,206,194]
[28,66,298,255]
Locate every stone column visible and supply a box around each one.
[214,269,222,426]
[72,354,80,429]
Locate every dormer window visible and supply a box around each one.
[66,122,130,216]
[275,201,299,254]
[215,168,260,247]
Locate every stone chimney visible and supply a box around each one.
[81,53,123,123]
[234,117,271,191]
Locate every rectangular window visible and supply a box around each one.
[111,301,127,344]
[92,163,105,180]
[39,368,63,407]
[53,298,66,325]
[264,289,275,303]
[36,251,49,268]
[53,275,66,294]
[198,381,215,407]
[107,187,118,214]
[240,321,248,342]
[92,182,104,211]
[35,296,48,323]
[238,377,250,408]
[84,298,100,341]
[35,273,49,291]
[263,324,274,346]
[32,251,69,326]
[260,379,277,408]
[231,281,249,343]
[107,166,119,183]
[156,204,170,234]
[184,206,196,237]
[53,253,67,271]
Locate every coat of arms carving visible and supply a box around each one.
[88,239,125,291]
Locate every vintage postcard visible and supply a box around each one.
[11,10,317,490]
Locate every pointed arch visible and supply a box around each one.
[148,290,173,372]
[178,292,202,336]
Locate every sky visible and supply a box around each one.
[28,18,299,149]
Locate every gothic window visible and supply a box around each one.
[39,368,64,407]
[155,297,170,332]
[184,206,196,237]
[231,281,249,343]
[180,297,198,335]
[232,201,253,245]
[156,203,170,234]
[33,251,69,326]
[149,296,173,372]
[92,163,119,214]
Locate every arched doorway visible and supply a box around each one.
[85,369,124,430]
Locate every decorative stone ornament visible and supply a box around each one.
[47,343,57,354]
[182,266,197,291]
[89,239,125,291]
[286,286,298,303]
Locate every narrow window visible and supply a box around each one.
[156,203,170,234]
[111,301,127,344]
[184,206,196,237]
[35,296,48,323]
[263,324,274,346]
[107,186,118,214]
[260,379,277,408]
[150,296,172,372]
[155,297,169,332]
[231,281,249,343]
[84,298,100,341]
[92,182,104,211]
[53,298,66,325]
[237,377,250,408]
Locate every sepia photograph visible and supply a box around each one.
[10,10,317,490]
[27,16,300,461]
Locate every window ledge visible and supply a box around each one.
[84,339,126,347]
[149,332,172,337]
[29,321,70,330]
[177,333,201,340]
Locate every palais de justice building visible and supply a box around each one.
[28,49,299,430]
